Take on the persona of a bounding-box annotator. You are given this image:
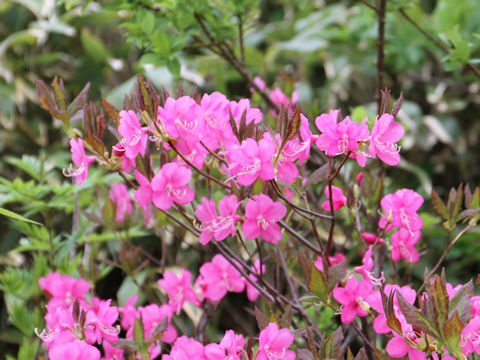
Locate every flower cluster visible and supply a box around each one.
[37,272,295,360]
[53,78,480,360]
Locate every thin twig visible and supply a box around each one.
[325,158,336,260]
[399,8,480,79]
[376,0,387,113]
[271,180,333,220]
[169,141,232,191]
[418,224,473,294]
[357,0,379,12]
[238,14,245,65]
[193,12,279,111]
[279,220,323,256]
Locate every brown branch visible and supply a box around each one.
[238,15,245,65]
[271,180,333,220]
[193,12,279,112]
[376,0,387,114]
[357,0,379,12]
[279,220,322,256]
[169,141,232,191]
[418,224,473,294]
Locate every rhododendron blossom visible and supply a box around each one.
[85,298,120,344]
[257,322,296,360]
[195,195,241,245]
[333,276,373,324]
[150,162,195,210]
[157,96,205,141]
[219,330,245,360]
[158,269,199,313]
[391,228,421,262]
[109,182,133,222]
[368,284,416,335]
[379,188,424,235]
[49,339,101,360]
[370,113,404,166]
[314,253,346,272]
[39,272,90,308]
[315,110,369,156]
[227,136,276,186]
[118,110,149,159]
[242,194,287,244]
[64,138,95,184]
[198,254,245,302]
[321,185,347,211]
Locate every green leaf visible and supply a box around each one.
[81,28,109,64]
[152,32,170,56]
[396,291,437,337]
[18,338,38,360]
[308,265,328,301]
[0,207,42,226]
[449,280,473,323]
[10,303,33,336]
[442,312,465,359]
[133,315,145,344]
[324,327,343,359]
[431,189,449,220]
[141,11,156,35]
[167,57,181,79]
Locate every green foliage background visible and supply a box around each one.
[1,0,480,358]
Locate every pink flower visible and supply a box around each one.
[157,96,205,141]
[386,332,427,360]
[242,194,287,244]
[151,162,195,210]
[315,110,369,156]
[162,336,205,360]
[257,322,296,360]
[462,316,480,356]
[379,189,424,234]
[227,136,276,186]
[370,113,404,166]
[109,183,133,222]
[49,340,101,360]
[271,134,299,184]
[314,253,346,272]
[119,295,138,331]
[244,259,266,302]
[361,232,384,245]
[195,195,241,245]
[134,170,153,207]
[251,76,267,92]
[118,110,149,159]
[385,317,427,360]
[85,298,119,344]
[367,284,416,335]
[201,92,230,151]
[198,254,245,302]
[229,99,263,126]
[64,138,95,184]
[354,246,374,279]
[220,330,245,360]
[137,304,177,344]
[39,272,90,308]
[158,269,199,313]
[391,228,421,262]
[280,114,317,165]
[321,185,346,211]
[102,341,124,360]
[41,305,77,348]
[332,277,373,324]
